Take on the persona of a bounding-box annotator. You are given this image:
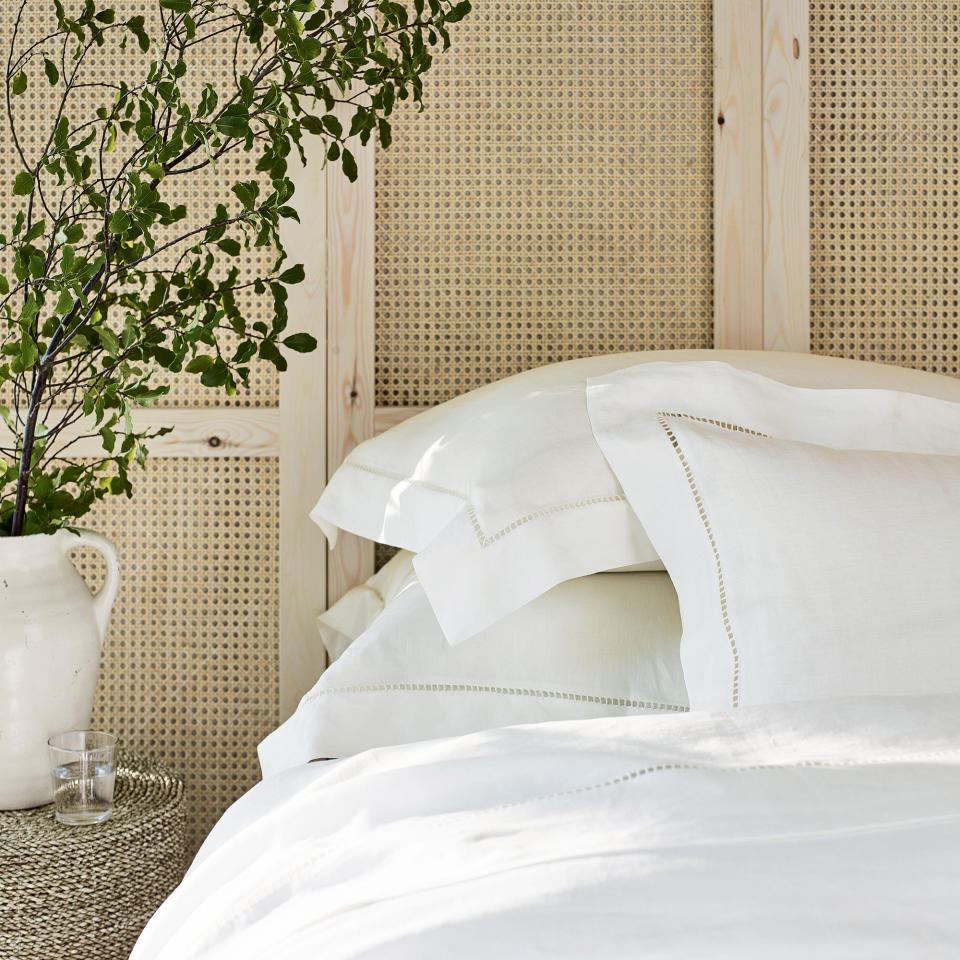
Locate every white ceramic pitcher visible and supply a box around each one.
[0,529,120,809]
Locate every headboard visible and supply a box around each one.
[10,0,950,851]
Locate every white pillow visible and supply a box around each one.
[317,550,416,661]
[586,362,960,709]
[312,349,960,643]
[258,562,687,774]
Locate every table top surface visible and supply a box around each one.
[0,748,184,848]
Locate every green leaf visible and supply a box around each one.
[99,424,116,454]
[282,332,318,353]
[24,220,45,243]
[342,148,358,183]
[19,294,39,326]
[44,59,59,85]
[128,15,150,51]
[185,354,214,373]
[231,181,258,210]
[12,171,34,196]
[238,75,255,107]
[98,326,120,357]
[145,162,165,180]
[321,114,343,138]
[108,209,131,234]
[11,72,26,96]
[200,358,229,388]
[159,0,191,11]
[217,237,241,257]
[53,116,70,151]
[278,263,305,284]
[214,103,249,139]
[55,289,75,315]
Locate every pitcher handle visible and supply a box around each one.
[61,529,121,645]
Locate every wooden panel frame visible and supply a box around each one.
[46,407,281,458]
[279,142,330,719]
[714,0,764,349]
[326,106,376,608]
[714,0,810,351]
[761,0,809,350]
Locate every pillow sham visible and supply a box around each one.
[317,550,415,662]
[586,362,960,709]
[312,349,960,643]
[258,563,687,775]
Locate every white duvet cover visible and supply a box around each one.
[134,696,960,959]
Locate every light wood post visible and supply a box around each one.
[326,109,376,606]
[714,0,764,349]
[279,143,329,720]
[714,0,809,351]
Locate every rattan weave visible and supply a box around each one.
[374,0,715,406]
[810,1,960,376]
[0,749,185,960]
[71,458,280,856]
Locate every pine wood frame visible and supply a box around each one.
[114,2,809,719]
[713,0,809,350]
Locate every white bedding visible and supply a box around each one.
[134,695,960,959]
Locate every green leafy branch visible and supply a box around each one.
[0,0,470,535]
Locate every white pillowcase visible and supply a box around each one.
[316,550,415,661]
[312,349,960,643]
[587,362,960,709]
[259,558,687,775]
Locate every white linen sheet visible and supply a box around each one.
[133,696,960,959]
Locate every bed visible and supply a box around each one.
[132,351,960,958]
[135,696,960,959]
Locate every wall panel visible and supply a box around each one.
[75,459,280,855]
[810,1,960,375]
[374,0,716,407]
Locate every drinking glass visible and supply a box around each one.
[47,731,118,825]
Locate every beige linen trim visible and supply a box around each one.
[303,680,687,714]
[655,412,770,708]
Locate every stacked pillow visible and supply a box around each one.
[261,349,960,773]
[311,348,960,643]
[259,553,686,775]
[587,361,960,710]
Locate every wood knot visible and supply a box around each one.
[717,112,725,126]
[207,435,222,448]
[793,37,800,59]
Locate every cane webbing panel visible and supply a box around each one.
[72,458,279,855]
[810,2,960,376]
[0,5,279,407]
[375,0,715,406]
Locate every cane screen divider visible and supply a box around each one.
[73,460,280,855]
[809,1,960,376]
[374,0,716,407]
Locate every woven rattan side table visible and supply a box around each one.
[0,749,185,960]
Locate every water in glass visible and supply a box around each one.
[51,760,116,824]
